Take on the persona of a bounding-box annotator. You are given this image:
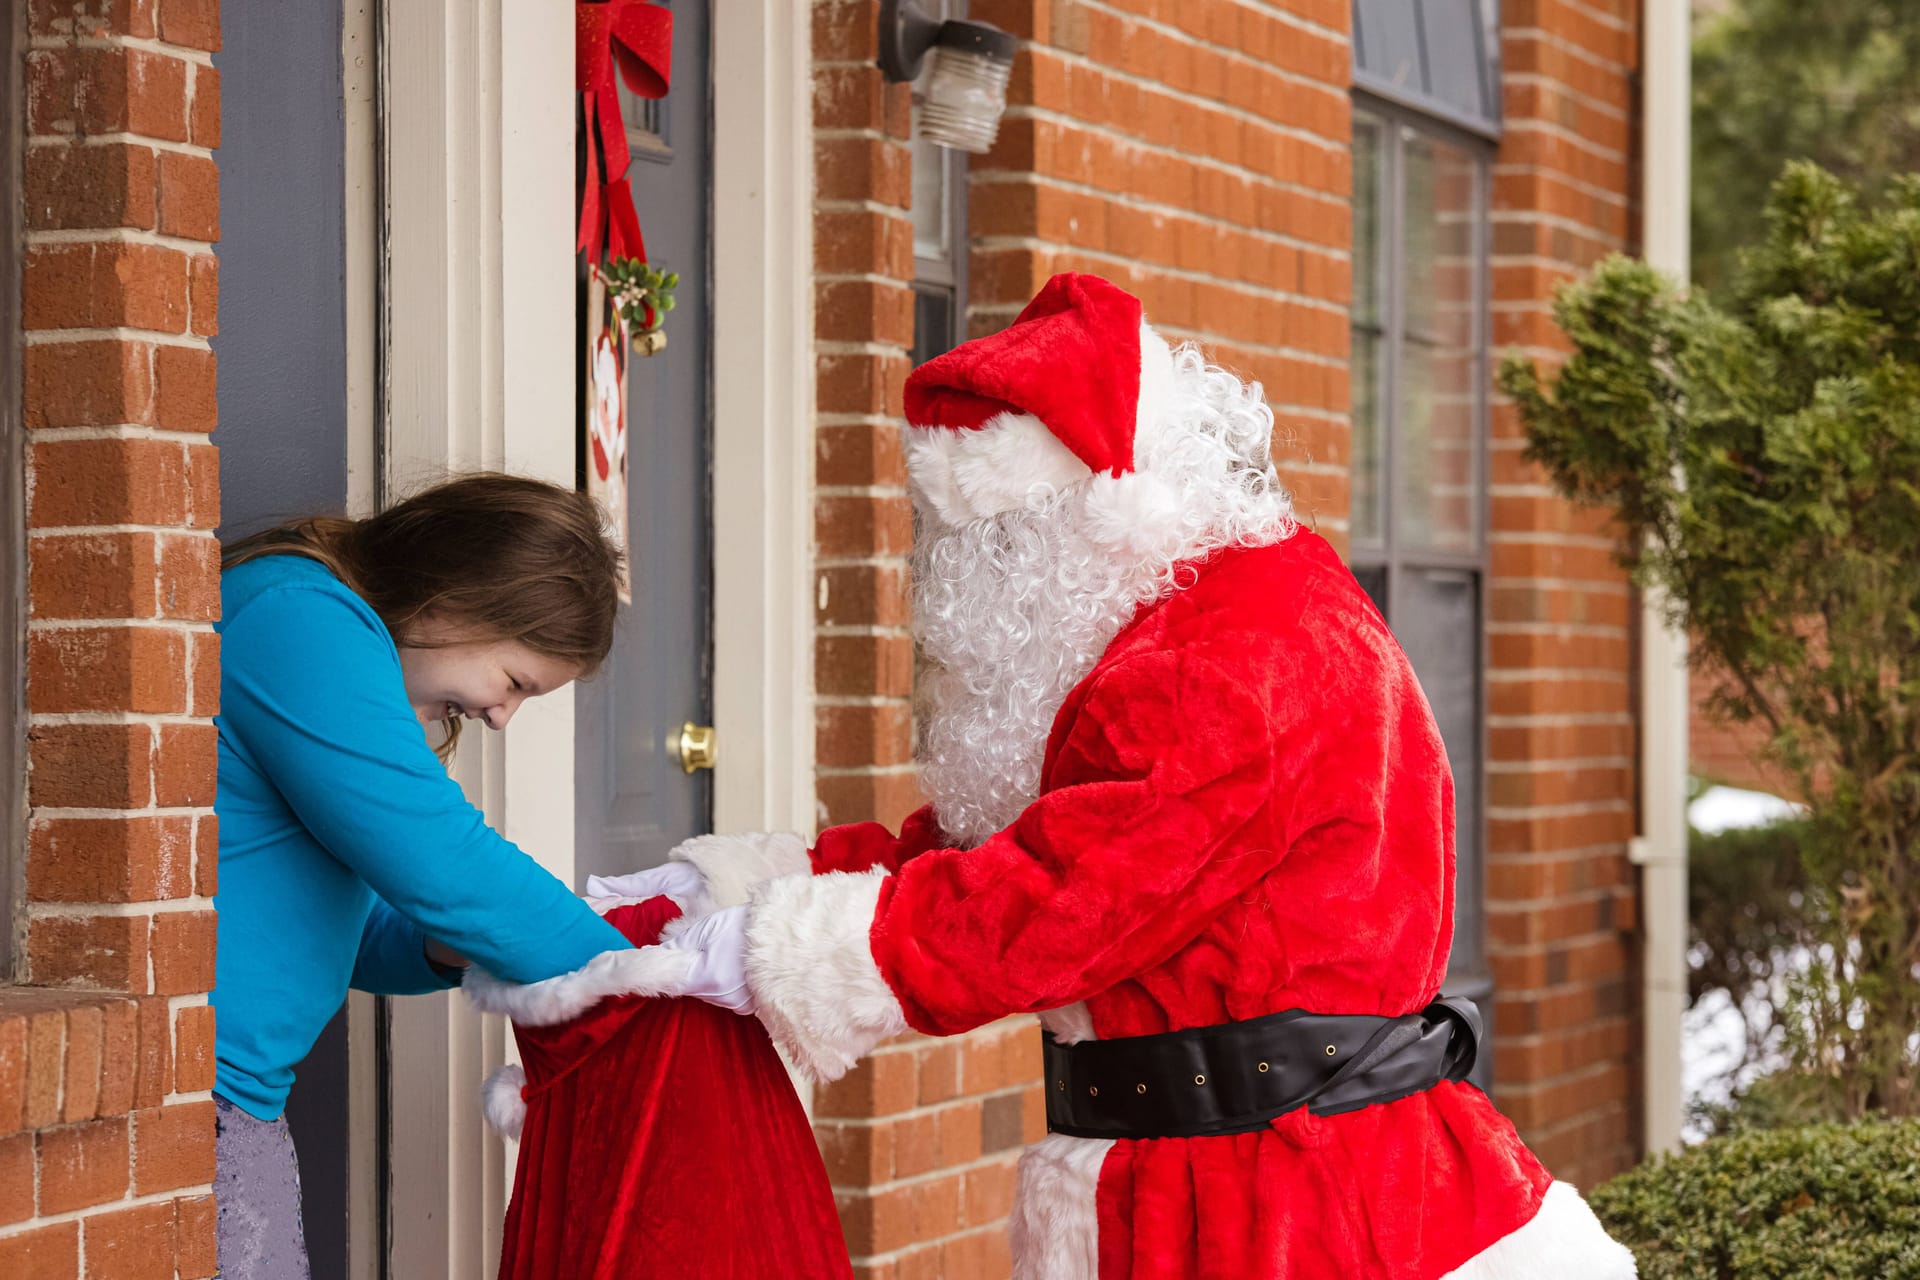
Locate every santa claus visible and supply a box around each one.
[507,273,1639,1278]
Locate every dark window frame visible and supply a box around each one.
[1349,93,1496,1069]
[2,0,24,975]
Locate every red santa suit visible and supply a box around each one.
[664,274,1636,1278]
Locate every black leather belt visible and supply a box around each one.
[1043,997,1482,1139]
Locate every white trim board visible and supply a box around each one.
[711,0,817,840]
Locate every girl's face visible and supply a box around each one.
[396,618,583,732]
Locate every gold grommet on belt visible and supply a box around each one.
[1194,1074,1207,1086]
[1325,1044,1338,1057]
[1257,1061,1270,1073]
[1056,1080,1065,1091]
[1136,1083,1147,1094]
[1089,1086,1099,1097]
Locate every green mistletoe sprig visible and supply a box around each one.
[604,256,678,353]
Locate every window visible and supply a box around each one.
[1350,99,1494,1078]
[910,0,967,365]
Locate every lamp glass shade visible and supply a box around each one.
[918,44,1011,154]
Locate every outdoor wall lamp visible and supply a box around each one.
[878,0,1017,154]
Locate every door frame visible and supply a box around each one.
[358,0,813,1272]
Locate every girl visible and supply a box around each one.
[210,475,632,1279]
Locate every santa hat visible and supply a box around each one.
[903,273,1177,528]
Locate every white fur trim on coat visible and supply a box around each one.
[1009,1132,1112,1280]
[668,830,812,910]
[463,943,695,1026]
[743,868,908,1081]
[482,1064,528,1140]
[1441,1181,1638,1280]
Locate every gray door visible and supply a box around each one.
[575,0,714,879]
[212,0,357,1273]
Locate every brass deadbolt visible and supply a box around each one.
[675,723,718,774]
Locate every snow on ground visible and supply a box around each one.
[1687,784,1802,835]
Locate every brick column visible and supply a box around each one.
[812,0,920,831]
[1,0,221,1271]
[1485,0,1642,1188]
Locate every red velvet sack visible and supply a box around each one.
[497,898,852,1280]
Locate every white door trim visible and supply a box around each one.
[371,0,815,1272]
[711,0,817,839]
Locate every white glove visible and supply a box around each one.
[655,905,755,1015]
[585,861,713,916]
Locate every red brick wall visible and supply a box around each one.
[1486,0,1643,1188]
[813,0,920,836]
[2,0,221,1270]
[1690,666,1792,796]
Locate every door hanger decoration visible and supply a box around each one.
[577,0,677,603]
[585,270,631,599]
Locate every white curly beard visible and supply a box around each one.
[911,346,1298,848]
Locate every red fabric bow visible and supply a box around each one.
[576,0,673,264]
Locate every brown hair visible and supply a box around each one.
[224,474,624,758]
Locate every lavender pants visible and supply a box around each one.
[213,1096,312,1279]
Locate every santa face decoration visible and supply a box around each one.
[582,268,633,602]
[589,330,625,493]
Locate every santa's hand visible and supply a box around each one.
[654,905,755,1015]
[585,861,712,916]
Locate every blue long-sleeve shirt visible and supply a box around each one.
[211,553,628,1120]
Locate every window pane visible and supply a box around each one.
[912,282,958,365]
[1351,563,1388,619]
[911,131,951,264]
[1391,568,1484,979]
[617,78,668,152]
[1350,115,1386,546]
[1353,0,1425,94]
[1352,115,1384,329]
[1398,131,1480,552]
[1351,330,1384,544]
[1419,0,1491,121]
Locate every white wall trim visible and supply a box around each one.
[711,0,817,840]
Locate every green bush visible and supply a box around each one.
[1590,1119,1920,1278]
